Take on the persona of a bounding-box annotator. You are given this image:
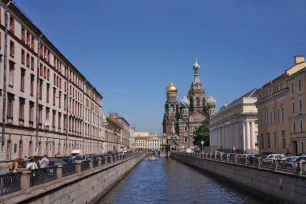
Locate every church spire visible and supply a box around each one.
[192,57,201,84]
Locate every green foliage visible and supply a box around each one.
[193,119,210,148]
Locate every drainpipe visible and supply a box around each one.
[35,33,43,154]
[1,0,12,153]
[66,64,70,154]
[82,80,86,153]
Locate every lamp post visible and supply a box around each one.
[201,140,204,154]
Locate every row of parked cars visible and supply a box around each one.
[211,151,306,171]
[23,151,130,168]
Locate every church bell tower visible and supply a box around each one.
[162,81,179,136]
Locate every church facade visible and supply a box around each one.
[162,59,217,149]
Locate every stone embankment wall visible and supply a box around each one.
[171,153,306,204]
[3,153,146,204]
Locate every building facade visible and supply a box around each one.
[210,89,258,153]
[0,1,104,160]
[257,56,306,155]
[162,59,216,149]
[105,113,133,153]
[135,134,162,150]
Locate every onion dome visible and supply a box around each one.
[166,81,178,94]
[193,56,200,70]
[180,94,190,109]
[206,93,217,107]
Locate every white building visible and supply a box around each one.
[210,89,258,153]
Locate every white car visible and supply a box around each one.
[292,156,306,169]
[262,154,285,164]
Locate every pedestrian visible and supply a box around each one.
[26,158,38,170]
[9,158,22,173]
[39,155,49,168]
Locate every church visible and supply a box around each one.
[162,58,217,149]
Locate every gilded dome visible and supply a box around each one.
[180,94,190,109]
[166,81,178,94]
[206,94,217,107]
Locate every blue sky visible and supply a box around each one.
[15,0,306,134]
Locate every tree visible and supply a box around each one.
[193,119,210,149]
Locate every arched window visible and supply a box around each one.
[190,97,193,108]
[196,97,200,107]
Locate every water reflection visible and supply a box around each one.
[97,157,266,204]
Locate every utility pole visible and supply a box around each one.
[1,0,12,152]
[35,34,43,154]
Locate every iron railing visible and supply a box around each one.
[93,159,99,168]
[81,160,90,171]
[62,163,76,177]
[30,166,57,187]
[0,172,22,196]
[107,157,111,164]
[181,152,306,175]
[101,158,105,165]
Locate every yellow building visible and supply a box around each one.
[134,132,162,150]
[256,56,306,155]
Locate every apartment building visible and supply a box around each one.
[0,1,104,160]
[256,56,306,155]
[105,113,132,153]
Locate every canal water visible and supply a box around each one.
[97,157,267,204]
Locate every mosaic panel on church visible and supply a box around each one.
[190,113,206,122]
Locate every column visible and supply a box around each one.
[235,123,239,149]
[242,122,246,152]
[246,121,251,152]
[251,121,256,152]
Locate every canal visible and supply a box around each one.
[97,157,267,204]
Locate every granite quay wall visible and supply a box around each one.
[171,152,306,204]
[1,152,146,204]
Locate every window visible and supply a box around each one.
[21,49,25,64]
[59,92,61,108]
[273,110,276,123]
[46,107,50,121]
[64,95,67,110]
[47,69,50,80]
[47,84,50,103]
[26,53,30,68]
[38,105,43,124]
[54,73,56,85]
[26,31,30,46]
[52,110,56,128]
[21,27,25,42]
[39,79,43,100]
[44,66,46,78]
[14,144,17,154]
[9,16,14,33]
[270,112,272,124]
[30,74,34,96]
[29,102,34,123]
[40,63,43,76]
[281,107,284,121]
[299,99,302,112]
[9,61,14,87]
[273,132,276,149]
[53,88,56,106]
[291,83,294,94]
[20,68,25,92]
[260,113,262,125]
[281,131,286,149]
[267,133,270,148]
[7,95,14,119]
[196,97,200,106]
[293,122,296,133]
[31,36,34,49]
[299,80,302,92]
[265,112,268,124]
[19,98,25,120]
[31,57,34,70]
[10,40,14,57]
[58,113,61,130]
[292,101,295,114]
[278,109,280,122]
[300,120,303,132]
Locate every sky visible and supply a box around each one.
[14,0,306,134]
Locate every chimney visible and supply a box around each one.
[294,55,305,64]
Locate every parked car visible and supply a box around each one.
[74,155,89,161]
[292,156,306,170]
[279,156,298,169]
[106,151,114,157]
[262,154,285,165]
